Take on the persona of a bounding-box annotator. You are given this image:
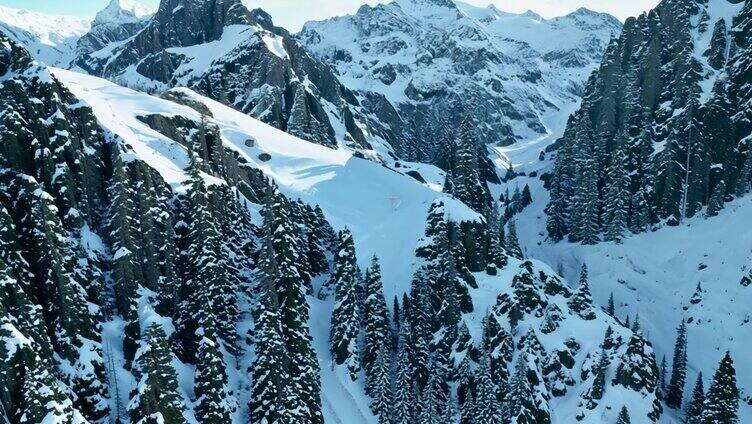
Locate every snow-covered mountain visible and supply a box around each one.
[70,0,409,161]
[0,30,672,424]
[298,0,621,162]
[0,5,89,66]
[75,0,153,55]
[1,1,750,423]
[492,0,752,421]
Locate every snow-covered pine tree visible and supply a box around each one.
[607,293,615,317]
[330,229,361,380]
[616,406,631,424]
[156,211,179,318]
[706,180,726,217]
[369,344,392,424]
[302,203,330,277]
[432,261,462,377]
[737,148,752,197]
[28,189,109,420]
[584,349,608,409]
[546,157,570,241]
[250,230,292,424]
[612,333,662,420]
[474,353,502,424]
[194,325,234,424]
[263,186,323,423]
[506,220,523,260]
[449,117,492,216]
[604,140,629,242]
[408,270,431,389]
[686,372,705,424]
[416,201,473,315]
[571,154,600,245]
[700,352,739,424]
[486,201,508,275]
[666,319,688,409]
[107,149,142,362]
[505,355,539,424]
[392,318,414,424]
[481,313,513,390]
[568,265,596,320]
[363,256,390,384]
[521,184,533,208]
[185,152,238,354]
[659,355,668,399]
[128,323,185,424]
[132,163,162,291]
[420,362,446,424]
[17,363,76,424]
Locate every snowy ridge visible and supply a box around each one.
[298,0,621,157]
[93,0,153,26]
[50,67,478,301]
[0,5,89,66]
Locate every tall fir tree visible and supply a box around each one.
[263,186,323,423]
[391,318,413,424]
[474,353,502,424]
[666,319,688,409]
[506,355,538,424]
[568,265,596,320]
[17,364,76,424]
[448,117,492,216]
[604,140,629,242]
[107,150,141,362]
[700,352,739,424]
[194,327,234,424]
[616,406,631,424]
[330,229,361,380]
[506,220,523,260]
[363,256,390,383]
[369,344,392,424]
[686,373,705,424]
[249,230,292,424]
[127,324,186,424]
[706,180,726,217]
[187,153,238,353]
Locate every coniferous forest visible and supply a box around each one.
[0,0,749,423]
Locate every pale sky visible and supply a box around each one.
[0,0,661,31]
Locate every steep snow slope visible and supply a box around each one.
[492,143,752,422]
[50,67,475,302]
[0,6,89,66]
[299,0,621,161]
[49,67,666,424]
[510,187,752,422]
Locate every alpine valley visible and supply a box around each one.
[0,0,749,424]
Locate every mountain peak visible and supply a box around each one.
[93,0,152,26]
[396,0,457,10]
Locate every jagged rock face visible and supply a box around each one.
[545,0,752,241]
[75,0,406,155]
[75,0,152,54]
[298,0,621,162]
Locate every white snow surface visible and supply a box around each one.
[50,67,479,303]
[0,6,90,66]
